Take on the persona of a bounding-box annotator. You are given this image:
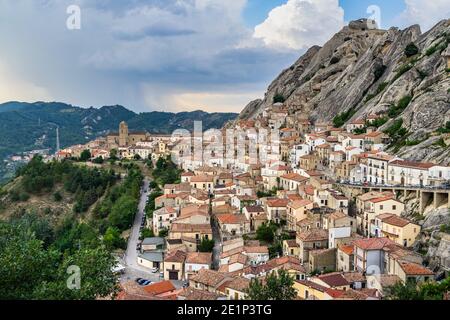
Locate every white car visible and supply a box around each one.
[150,267,159,273]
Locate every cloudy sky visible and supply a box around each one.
[0,0,448,113]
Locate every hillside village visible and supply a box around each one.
[53,98,450,301]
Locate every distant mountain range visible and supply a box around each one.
[0,101,237,181]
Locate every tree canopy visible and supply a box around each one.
[247,270,297,300]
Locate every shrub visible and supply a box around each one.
[392,63,413,83]
[330,56,340,65]
[433,138,447,148]
[273,94,285,104]
[404,42,419,57]
[388,96,412,118]
[53,192,63,202]
[437,121,450,134]
[371,117,388,128]
[333,108,356,128]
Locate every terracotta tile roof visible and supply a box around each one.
[353,238,394,250]
[285,239,299,247]
[287,194,303,201]
[244,205,265,213]
[316,273,349,287]
[243,256,305,276]
[297,229,328,242]
[220,246,245,259]
[350,119,365,125]
[289,199,313,209]
[266,198,289,207]
[296,280,328,292]
[170,223,212,234]
[334,289,371,300]
[328,211,349,220]
[164,250,187,263]
[217,214,248,225]
[224,277,250,292]
[181,171,195,177]
[281,173,309,182]
[143,281,176,295]
[369,195,398,203]
[244,246,269,254]
[399,262,434,275]
[342,272,366,283]
[229,253,248,265]
[338,244,354,255]
[358,191,394,202]
[326,288,345,298]
[186,252,212,265]
[390,160,435,170]
[178,288,224,300]
[190,269,229,288]
[381,215,412,228]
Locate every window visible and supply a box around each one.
[393,205,397,210]
[380,205,384,210]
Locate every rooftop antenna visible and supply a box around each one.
[56,126,60,152]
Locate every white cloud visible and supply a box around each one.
[0,62,53,103]
[398,0,450,31]
[141,84,263,113]
[253,0,345,51]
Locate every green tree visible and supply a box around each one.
[404,42,419,57]
[256,222,277,243]
[247,270,297,300]
[141,228,154,239]
[158,228,169,238]
[273,93,285,104]
[79,150,92,162]
[34,247,119,300]
[198,238,215,252]
[385,277,450,300]
[109,149,118,160]
[103,226,125,250]
[108,195,137,231]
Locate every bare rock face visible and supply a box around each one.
[237,19,450,163]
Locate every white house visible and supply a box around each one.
[290,144,311,167]
[387,160,434,186]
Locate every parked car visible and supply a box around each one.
[135,278,144,284]
[150,267,159,273]
[136,278,152,286]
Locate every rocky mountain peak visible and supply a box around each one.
[236,19,450,164]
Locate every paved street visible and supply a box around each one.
[211,215,222,270]
[121,178,161,283]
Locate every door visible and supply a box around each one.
[169,271,179,280]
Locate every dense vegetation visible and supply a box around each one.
[152,156,182,187]
[12,156,118,214]
[0,155,148,299]
[386,277,450,300]
[0,213,119,300]
[93,163,143,235]
[333,108,356,128]
[404,42,419,57]
[247,270,297,300]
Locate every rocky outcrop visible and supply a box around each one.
[237,19,450,163]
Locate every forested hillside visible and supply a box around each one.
[0,156,144,299]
